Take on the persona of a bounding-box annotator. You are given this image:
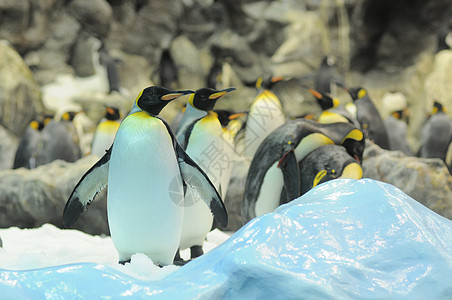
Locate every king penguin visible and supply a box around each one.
[295,144,363,197]
[242,118,364,224]
[419,101,452,172]
[13,115,52,169]
[345,87,390,150]
[175,87,235,260]
[308,88,359,126]
[63,86,228,266]
[35,111,82,167]
[91,106,121,157]
[244,75,286,159]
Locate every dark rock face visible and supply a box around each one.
[363,142,452,220]
[0,42,44,136]
[349,0,452,72]
[0,156,109,235]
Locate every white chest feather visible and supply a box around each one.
[107,113,184,265]
[254,161,284,217]
[179,116,224,250]
[245,91,285,158]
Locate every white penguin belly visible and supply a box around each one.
[254,161,284,217]
[245,95,285,159]
[108,113,184,265]
[179,118,224,250]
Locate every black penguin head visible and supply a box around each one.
[30,114,53,131]
[61,111,79,121]
[136,86,194,115]
[215,109,247,127]
[308,88,340,110]
[340,128,365,164]
[189,87,236,111]
[347,87,367,101]
[432,101,445,115]
[105,106,121,121]
[256,75,284,90]
[29,120,45,131]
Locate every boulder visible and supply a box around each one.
[0,124,18,170]
[0,0,65,53]
[23,10,81,85]
[0,41,44,136]
[68,0,112,39]
[0,156,108,235]
[170,36,205,89]
[363,141,452,220]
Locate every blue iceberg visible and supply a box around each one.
[1,179,452,299]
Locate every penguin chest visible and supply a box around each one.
[245,91,285,158]
[179,118,224,249]
[107,113,184,263]
[254,161,284,217]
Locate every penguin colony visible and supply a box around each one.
[10,49,449,265]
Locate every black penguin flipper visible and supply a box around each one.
[277,148,301,205]
[62,147,111,228]
[175,141,228,228]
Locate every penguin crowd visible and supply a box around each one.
[56,73,452,266]
[6,44,447,266]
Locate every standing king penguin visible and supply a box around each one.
[175,87,235,260]
[308,88,359,126]
[91,106,121,157]
[244,75,286,159]
[36,111,82,166]
[13,115,52,169]
[346,87,390,150]
[63,86,228,266]
[419,101,452,172]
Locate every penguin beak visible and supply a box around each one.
[271,76,284,83]
[106,107,115,115]
[308,88,322,99]
[228,112,246,120]
[161,90,195,101]
[208,87,236,100]
[339,163,363,179]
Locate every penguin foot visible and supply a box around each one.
[118,259,131,265]
[173,259,192,266]
[190,245,204,259]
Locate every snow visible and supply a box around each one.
[1,178,452,299]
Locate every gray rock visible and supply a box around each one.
[0,124,18,170]
[363,142,452,220]
[24,10,81,85]
[0,41,44,136]
[70,32,100,77]
[170,36,205,89]
[68,0,112,39]
[108,0,183,60]
[0,156,108,235]
[0,0,65,53]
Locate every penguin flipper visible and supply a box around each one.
[175,141,228,228]
[63,148,111,228]
[277,148,301,205]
